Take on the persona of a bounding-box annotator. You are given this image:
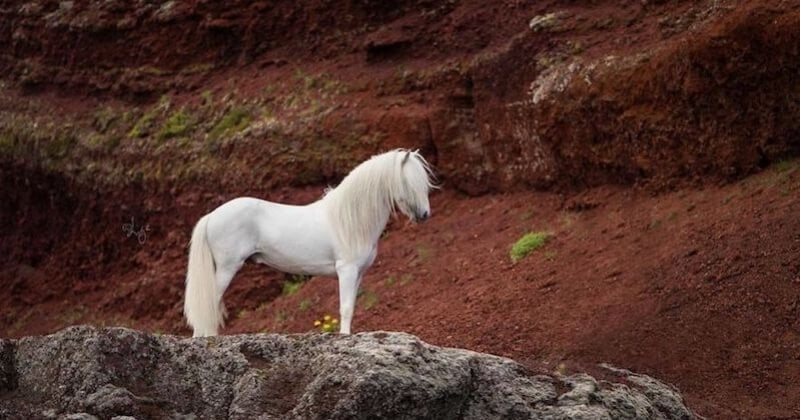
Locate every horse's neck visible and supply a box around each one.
[323,189,393,259]
[365,206,392,242]
[343,197,392,241]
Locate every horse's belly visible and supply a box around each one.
[251,249,337,277]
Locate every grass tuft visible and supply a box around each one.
[128,110,156,138]
[773,158,797,173]
[157,110,191,141]
[209,107,251,141]
[298,299,311,312]
[510,232,550,263]
[282,274,310,296]
[359,290,379,310]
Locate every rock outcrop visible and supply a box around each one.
[0,326,696,419]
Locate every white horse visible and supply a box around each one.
[183,149,434,337]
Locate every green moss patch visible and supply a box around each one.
[510,232,550,263]
[157,110,192,141]
[209,107,250,141]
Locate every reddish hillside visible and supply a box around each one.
[1,1,800,418]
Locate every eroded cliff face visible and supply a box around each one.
[1,1,798,193]
[0,326,697,419]
[462,2,800,192]
[0,0,426,94]
[1,3,800,418]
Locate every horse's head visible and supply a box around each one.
[396,150,434,223]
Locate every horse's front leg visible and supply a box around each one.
[336,263,360,334]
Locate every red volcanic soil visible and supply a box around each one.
[3,163,800,419]
[229,168,800,419]
[2,0,800,419]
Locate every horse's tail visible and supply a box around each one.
[183,214,222,337]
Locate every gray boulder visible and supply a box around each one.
[0,326,696,419]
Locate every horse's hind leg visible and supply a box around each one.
[215,260,243,327]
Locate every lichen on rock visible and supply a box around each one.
[0,326,698,419]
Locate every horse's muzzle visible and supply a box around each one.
[414,210,430,223]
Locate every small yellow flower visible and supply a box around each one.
[323,314,331,321]
[314,320,322,327]
[331,318,339,324]
[323,323,331,331]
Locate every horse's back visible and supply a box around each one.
[208,197,265,228]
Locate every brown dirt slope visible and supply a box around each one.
[5,159,800,419]
[1,1,800,419]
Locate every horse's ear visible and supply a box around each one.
[402,151,411,165]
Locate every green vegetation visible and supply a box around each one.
[510,232,550,263]
[157,109,191,141]
[209,107,251,141]
[359,290,379,310]
[282,281,302,296]
[46,131,75,159]
[295,69,319,90]
[274,309,289,326]
[200,90,214,107]
[179,62,214,75]
[129,96,172,139]
[298,299,312,312]
[294,70,347,96]
[416,244,432,261]
[385,273,413,286]
[282,274,310,296]
[568,41,585,55]
[0,72,374,191]
[128,109,157,138]
[773,158,798,173]
[93,107,118,133]
[399,274,414,286]
[85,131,121,151]
[385,275,397,287]
[647,219,662,230]
[0,132,15,154]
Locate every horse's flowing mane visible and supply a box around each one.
[323,149,433,259]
